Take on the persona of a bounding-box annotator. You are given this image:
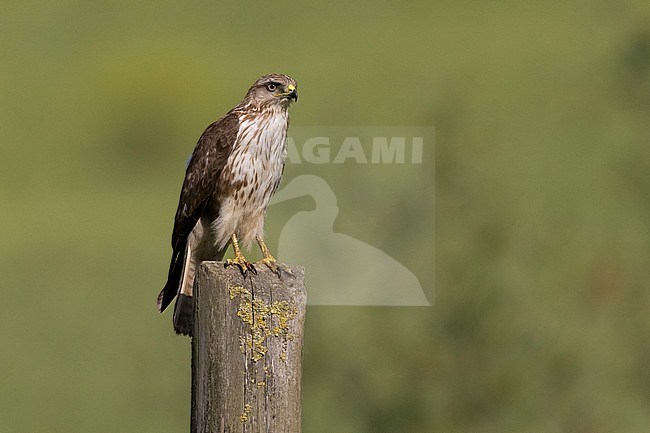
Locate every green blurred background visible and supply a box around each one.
[2,1,649,431]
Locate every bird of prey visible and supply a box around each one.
[156,74,298,336]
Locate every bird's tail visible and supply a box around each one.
[171,243,197,336]
[172,294,194,336]
[157,241,195,336]
[159,242,228,337]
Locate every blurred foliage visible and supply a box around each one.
[1,1,650,432]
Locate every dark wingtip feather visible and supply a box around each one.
[156,290,165,312]
[157,247,186,313]
[157,279,177,313]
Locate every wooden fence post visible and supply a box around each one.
[191,262,307,433]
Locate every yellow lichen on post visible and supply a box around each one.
[228,284,298,363]
[239,404,252,422]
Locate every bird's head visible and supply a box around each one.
[242,74,298,109]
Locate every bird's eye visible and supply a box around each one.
[266,83,277,92]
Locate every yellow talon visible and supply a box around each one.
[256,237,290,277]
[225,234,256,275]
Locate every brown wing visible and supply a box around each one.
[157,112,239,312]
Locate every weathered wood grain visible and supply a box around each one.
[191,262,306,433]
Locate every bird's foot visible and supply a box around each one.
[225,255,256,276]
[257,255,291,278]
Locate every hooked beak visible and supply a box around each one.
[285,84,298,102]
